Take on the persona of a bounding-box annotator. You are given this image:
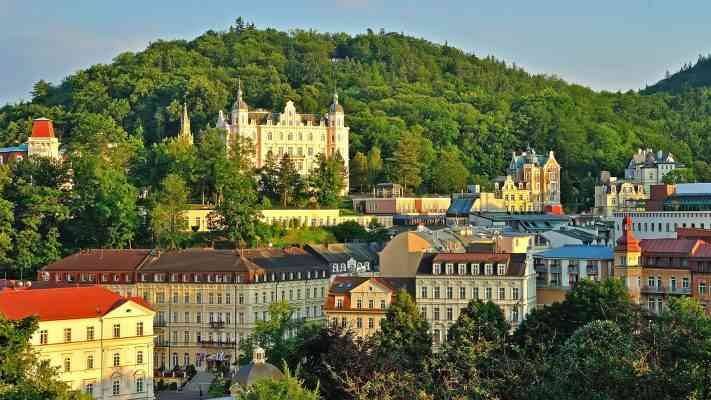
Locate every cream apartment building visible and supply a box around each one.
[0,286,155,400]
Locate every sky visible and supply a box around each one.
[1,0,710,105]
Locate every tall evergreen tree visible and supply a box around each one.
[150,174,188,249]
[392,133,423,193]
[350,151,368,193]
[366,147,383,188]
[276,154,303,208]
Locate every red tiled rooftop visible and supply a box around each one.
[0,286,152,321]
[30,118,55,138]
[42,249,152,271]
[677,228,711,240]
[693,242,711,258]
[640,239,701,255]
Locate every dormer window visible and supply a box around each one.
[433,263,441,275]
[497,264,506,276]
[484,264,493,275]
[458,264,467,275]
[445,263,454,275]
[473,264,480,275]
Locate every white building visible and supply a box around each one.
[217,82,349,189]
[613,211,711,242]
[624,148,682,191]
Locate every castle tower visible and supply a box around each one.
[231,79,249,127]
[27,118,60,160]
[613,215,642,303]
[178,103,193,145]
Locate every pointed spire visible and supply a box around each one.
[178,103,193,145]
[330,88,344,113]
[233,78,248,111]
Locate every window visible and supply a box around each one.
[40,330,48,345]
[497,264,506,276]
[485,287,492,300]
[648,276,655,287]
[184,331,190,343]
[459,287,466,299]
[136,377,144,393]
[485,264,493,275]
[700,282,707,295]
[64,328,72,343]
[446,307,453,321]
[63,357,71,372]
[473,287,479,299]
[458,263,466,275]
[368,318,374,329]
[356,318,363,329]
[336,298,343,308]
[433,264,441,274]
[356,299,363,308]
[446,287,453,299]
[136,322,143,337]
[113,353,120,367]
[512,287,520,300]
[196,312,202,324]
[137,351,144,364]
[85,383,94,396]
[226,293,231,304]
[86,326,94,341]
[112,324,120,338]
[421,307,427,318]
[445,263,454,275]
[420,286,428,299]
[434,307,440,321]
[512,307,519,322]
[87,354,94,369]
[112,380,120,396]
[433,329,441,345]
[380,300,386,309]
[434,287,440,299]
[238,293,244,304]
[498,287,506,300]
[368,300,374,309]
[682,277,690,289]
[196,292,202,304]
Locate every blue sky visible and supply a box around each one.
[1,0,710,105]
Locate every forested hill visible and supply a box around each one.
[644,55,711,94]
[2,19,711,208]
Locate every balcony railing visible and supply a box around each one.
[209,321,226,329]
[641,285,691,295]
[200,340,236,348]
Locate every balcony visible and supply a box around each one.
[200,340,236,348]
[641,285,691,295]
[209,321,226,329]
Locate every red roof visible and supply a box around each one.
[640,239,701,255]
[616,215,640,252]
[42,249,152,272]
[0,286,152,321]
[677,228,711,241]
[693,242,711,258]
[30,118,55,138]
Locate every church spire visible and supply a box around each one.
[330,88,343,114]
[178,103,193,145]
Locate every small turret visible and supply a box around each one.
[178,103,193,145]
[231,79,249,126]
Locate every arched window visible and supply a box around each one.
[113,352,120,367]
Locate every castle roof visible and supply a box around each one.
[31,118,55,138]
[615,215,640,252]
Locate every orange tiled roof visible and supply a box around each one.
[0,286,151,321]
[30,118,55,138]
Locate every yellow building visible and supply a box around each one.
[499,176,534,212]
[594,172,647,216]
[183,206,394,233]
[324,277,414,338]
[0,286,155,400]
[39,248,331,372]
[505,147,561,211]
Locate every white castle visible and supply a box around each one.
[216,82,349,187]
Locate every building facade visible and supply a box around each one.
[0,286,155,400]
[507,147,561,210]
[217,83,349,188]
[594,171,647,216]
[624,148,682,191]
[324,276,414,338]
[613,211,711,241]
[417,251,536,346]
[39,248,331,371]
[533,245,614,306]
[0,117,61,164]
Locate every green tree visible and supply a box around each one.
[309,152,346,208]
[258,152,280,204]
[350,151,368,193]
[431,147,469,194]
[276,154,304,208]
[392,133,423,193]
[662,168,696,184]
[66,155,138,249]
[235,365,320,400]
[150,174,189,249]
[374,290,431,373]
[447,300,510,344]
[0,166,14,266]
[240,301,305,367]
[217,168,260,247]
[366,147,383,188]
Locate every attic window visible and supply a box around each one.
[497,264,506,276]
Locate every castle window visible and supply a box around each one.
[288,133,293,141]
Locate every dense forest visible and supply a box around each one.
[2,19,711,205]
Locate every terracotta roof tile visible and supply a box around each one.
[640,239,701,254]
[0,286,149,321]
[30,118,55,138]
[42,249,152,272]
